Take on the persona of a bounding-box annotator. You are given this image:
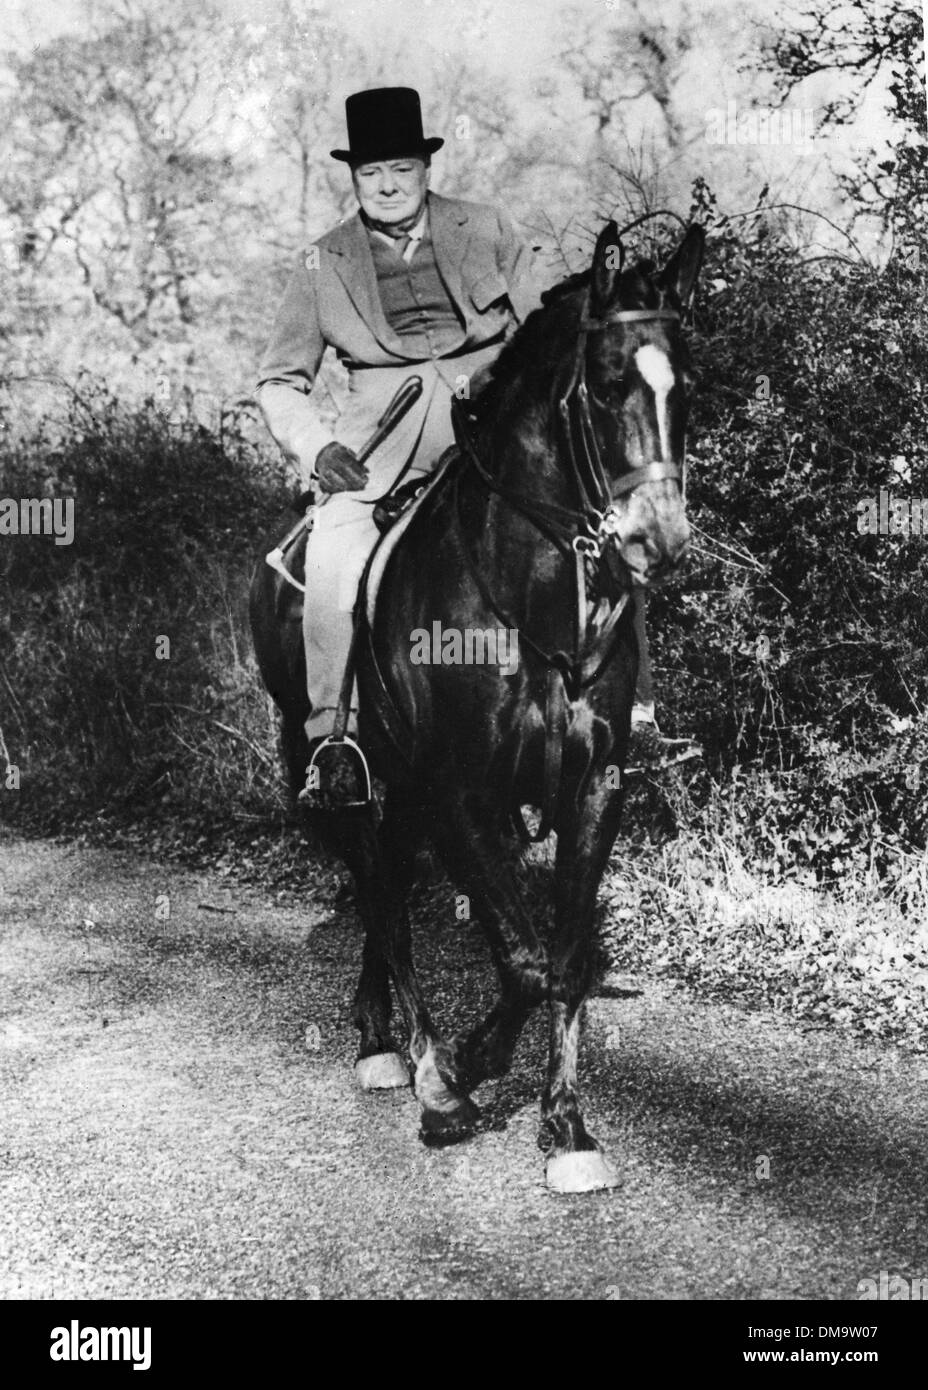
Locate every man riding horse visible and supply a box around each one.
[256,87,695,804]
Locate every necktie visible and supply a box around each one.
[394,234,412,261]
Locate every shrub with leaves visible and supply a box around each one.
[0,382,290,829]
[641,177,928,883]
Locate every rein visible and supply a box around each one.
[452,298,684,842]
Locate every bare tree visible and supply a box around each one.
[251,1,368,238]
[768,0,926,241]
[556,0,694,154]
[0,0,256,346]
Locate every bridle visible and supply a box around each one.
[453,294,686,630]
[566,302,685,557]
[451,294,689,842]
[455,296,684,565]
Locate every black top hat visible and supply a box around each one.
[330,87,444,164]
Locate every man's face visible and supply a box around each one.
[351,156,430,232]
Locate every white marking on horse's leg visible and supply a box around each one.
[560,1006,582,1094]
[356,1052,410,1090]
[546,1149,620,1193]
[415,1041,463,1113]
[634,344,674,463]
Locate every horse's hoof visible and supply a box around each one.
[546,1150,620,1194]
[419,1097,481,1147]
[355,1052,410,1090]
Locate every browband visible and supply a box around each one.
[580,309,681,329]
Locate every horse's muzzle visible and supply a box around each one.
[612,485,690,585]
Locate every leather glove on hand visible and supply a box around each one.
[314,441,369,493]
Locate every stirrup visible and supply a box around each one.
[300,733,373,810]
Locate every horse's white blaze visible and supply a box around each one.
[634,344,674,463]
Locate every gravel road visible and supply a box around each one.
[2,830,927,1300]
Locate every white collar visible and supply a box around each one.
[368,208,428,260]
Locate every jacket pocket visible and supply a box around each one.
[469,270,509,312]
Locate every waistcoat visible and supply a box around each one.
[369,229,463,359]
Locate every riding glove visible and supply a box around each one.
[314,441,369,493]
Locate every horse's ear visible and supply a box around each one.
[657,224,705,308]
[591,221,624,310]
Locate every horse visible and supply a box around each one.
[250,219,704,1193]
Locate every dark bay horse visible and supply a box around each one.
[250,220,704,1192]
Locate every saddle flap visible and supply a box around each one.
[363,455,455,628]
